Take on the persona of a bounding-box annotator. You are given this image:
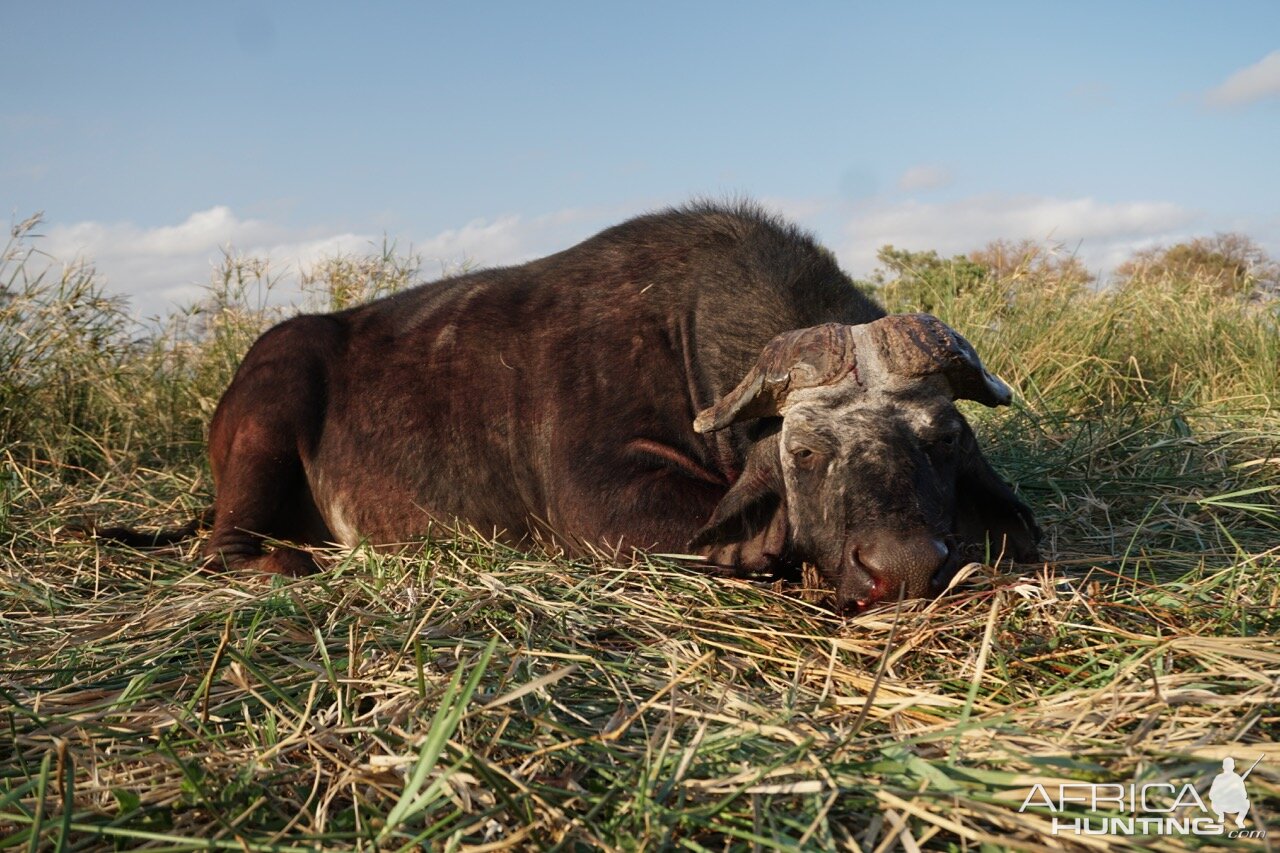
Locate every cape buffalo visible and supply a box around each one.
[170,204,1041,608]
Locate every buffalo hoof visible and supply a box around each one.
[203,547,319,577]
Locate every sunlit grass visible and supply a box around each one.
[2,214,1277,848]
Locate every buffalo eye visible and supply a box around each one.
[789,446,822,470]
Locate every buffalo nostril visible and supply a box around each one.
[855,534,949,602]
[835,560,876,611]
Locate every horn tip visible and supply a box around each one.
[985,372,1014,406]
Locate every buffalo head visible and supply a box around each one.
[690,313,1040,609]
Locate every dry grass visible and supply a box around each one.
[2,216,1278,849]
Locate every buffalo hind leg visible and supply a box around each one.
[204,317,337,576]
[204,426,331,576]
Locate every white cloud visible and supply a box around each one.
[36,196,1259,318]
[897,164,953,192]
[396,207,625,285]
[40,207,369,314]
[36,205,612,317]
[1204,50,1280,106]
[413,209,602,270]
[832,194,1199,278]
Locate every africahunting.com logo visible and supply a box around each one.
[1018,754,1266,839]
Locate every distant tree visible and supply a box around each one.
[861,245,991,314]
[968,238,1093,296]
[1115,233,1279,300]
[863,239,1092,314]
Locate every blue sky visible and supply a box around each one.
[4,2,1278,314]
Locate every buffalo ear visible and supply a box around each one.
[688,435,789,572]
[954,424,1042,563]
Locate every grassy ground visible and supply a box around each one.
[2,218,1278,850]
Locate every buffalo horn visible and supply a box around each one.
[868,313,1013,407]
[693,324,857,433]
[693,314,1012,433]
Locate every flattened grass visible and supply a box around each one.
[2,219,1278,848]
[4,519,1277,848]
